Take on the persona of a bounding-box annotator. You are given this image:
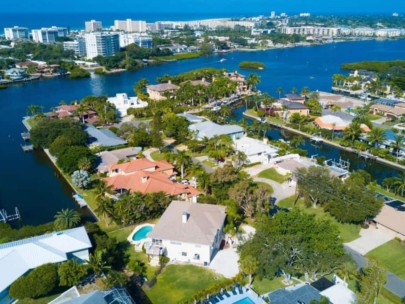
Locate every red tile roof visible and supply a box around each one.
[103,171,200,197]
[109,159,174,174]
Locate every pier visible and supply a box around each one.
[73,193,88,208]
[21,132,30,141]
[0,207,21,223]
[21,144,34,152]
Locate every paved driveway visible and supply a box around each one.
[209,248,239,278]
[345,227,396,255]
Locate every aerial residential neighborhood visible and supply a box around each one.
[1,1,405,304]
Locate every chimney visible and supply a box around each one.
[182,212,189,223]
[141,175,148,183]
[168,80,172,84]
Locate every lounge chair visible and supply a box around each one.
[217,293,224,301]
[223,290,231,298]
[231,287,237,295]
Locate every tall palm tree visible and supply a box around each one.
[175,151,192,179]
[391,134,404,161]
[367,127,386,147]
[276,87,283,99]
[54,209,81,230]
[393,173,405,196]
[301,86,310,97]
[87,250,110,276]
[95,197,114,226]
[343,122,362,143]
[247,74,260,92]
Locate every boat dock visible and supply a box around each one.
[0,207,21,223]
[21,132,30,141]
[310,136,323,144]
[73,193,88,208]
[21,144,34,152]
[358,151,377,160]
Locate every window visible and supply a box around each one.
[181,252,187,257]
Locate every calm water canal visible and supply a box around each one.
[1,39,404,225]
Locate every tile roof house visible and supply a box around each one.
[146,81,179,100]
[370,104,405,119]
[189,121,244,140]
[374,203,405,238]
[146,201,226,266]
[97,147,142,173]
[47,104,99,124]
[315,115,371,132]
[103,159,199,202]
[0,227,92,304]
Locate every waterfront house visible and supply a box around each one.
[284,93,306,104]
[264,101,309,120]
[370,104,405,120]
[97,147,142,173]
[47,104,99,124]
[146,201,226,266]
[315,114,371,132]
[4,68,27,81]
[0,227,92,304]
[107,93,148,117]
[223,71,248,93]
[189,121,244,140]
[234,136,279,164]
[103,159,199,202]
[374,203,405,239]
[85,125,127,148]
[146,81,179,100]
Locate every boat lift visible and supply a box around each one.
[0,207,21,223]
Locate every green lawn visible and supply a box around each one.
[146,265,221,304]
[258,168,289,183]
[108,224,158,281]
[253,277,293,295]
[150,151,165,161]
[255,182,274,194]
[366,239,405,281]
[277,196,302,209]
[202,159,217,168]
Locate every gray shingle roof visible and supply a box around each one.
[85,125,127,147]
[189,121,244,139]
[267,284,321,304]
[148,201,226,246]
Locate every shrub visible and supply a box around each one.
[71,170,91,189]
[239,61,266,70]
[70,67,90,79]
[57,146,96,174]
[58,260,88,287]
[9,263,58,299]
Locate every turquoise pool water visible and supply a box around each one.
[132,226,153,241]
[233,297,255,304]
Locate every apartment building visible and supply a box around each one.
[4,26,29,40]
[84,32,119,59]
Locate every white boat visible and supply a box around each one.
[219,58,226,63]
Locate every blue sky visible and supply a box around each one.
[4,0,405,14]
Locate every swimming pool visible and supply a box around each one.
[233,297,256,304]
[132,225,153,241]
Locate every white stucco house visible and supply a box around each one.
[234,136,279,164]
[189,121,244,140]
[0,226,92,304]
[146,201,226,266]
[107,93,148,117]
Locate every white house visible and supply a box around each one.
[107,93,148,116]
[147,201,226,266]
[189,121,244,140]
[234,136,279,164]
[0,227,92,304]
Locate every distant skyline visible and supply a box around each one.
[3,0,405,14]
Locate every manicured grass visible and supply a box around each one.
[255,182,274,194]
[108,224,158,281]
[150,151,165,161]
[370,184,405,201]
[253,277,287,295]
[366,239,405,281]
[258,168,289,183]
[146,265,221,304]
[277,196,301,209]
[379,287,404,304]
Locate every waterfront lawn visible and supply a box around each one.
[150,151,165,161]
[146,265,220,304]
[108,225,158,281]
[258,168,289,183]
[366,239,405,280]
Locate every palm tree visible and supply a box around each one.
[301,86,310,97]
[247,74,260,92]
[367,127,386,147]
[393,173,405,196]
[87,250,110,276]
[95,197,114,226]
[175,151,192,179]
[291,87,298,94]
[343,122,362,143]
[26,104,42,116]
[54,209,81,230]
[391,134,404,161]
[276,87,283,99]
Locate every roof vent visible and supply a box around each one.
[182,212,189,223]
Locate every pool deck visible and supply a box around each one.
[215,287,265,304]
[127,223,154,246]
